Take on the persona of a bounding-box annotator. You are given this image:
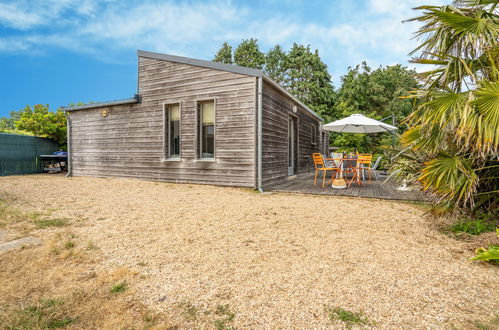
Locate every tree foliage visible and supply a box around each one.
[213,42,233,64]
[15,104,67,147]
[394,0,499,215]
[233,38,265,69]
[214,40,336,120]
[284,44,336,120]
[265,45,287,85]
[0,111,21,133]
[332,62,419,153]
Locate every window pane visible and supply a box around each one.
[167,104,180,158]
[202,102,214,124]
[202,124,214,158]
[169,105,180,121]
[169,119,180,157]
[199,101,215,158]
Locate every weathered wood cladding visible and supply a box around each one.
[261,80,322,189]
[69,57,257,187]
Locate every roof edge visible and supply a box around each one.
[62,96,139,111]
[137,50,263,78]
[262,75,323,122]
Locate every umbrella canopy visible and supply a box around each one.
[323,114,397,133]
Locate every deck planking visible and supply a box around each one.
[270,174,425,201]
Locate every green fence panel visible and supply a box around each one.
[0,133,59,176]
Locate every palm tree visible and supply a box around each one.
[398,0,498,214]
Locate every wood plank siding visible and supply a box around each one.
[261,80,322,189]
[69,56,257,187]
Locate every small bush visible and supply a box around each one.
[110,281,127,294]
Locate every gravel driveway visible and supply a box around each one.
[1,175,497,328]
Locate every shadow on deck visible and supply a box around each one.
[269,173,425,202]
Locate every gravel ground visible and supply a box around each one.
[1,175,497,328]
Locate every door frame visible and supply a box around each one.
[288,115,298,176]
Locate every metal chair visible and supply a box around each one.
[312,153,340,187]
[368,156,382,181]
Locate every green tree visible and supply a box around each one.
[0,110,21,132]
[284,43,336,120]
[15,104,67,147]
[396,0,499,214]
[265,45,288,85]
[233,38,265,69]
[213,41,336,121]
[332,62,418,153]
[213,42,233,64]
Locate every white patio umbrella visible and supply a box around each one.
[323,113,397,189]
[323,113,397,133]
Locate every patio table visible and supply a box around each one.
[329,156,364,188]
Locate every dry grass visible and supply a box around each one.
[0,174,498,329]
[0,230,174,329]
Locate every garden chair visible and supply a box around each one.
[368,156,382,181]
[312,153,340,187]
[357,154,373,181]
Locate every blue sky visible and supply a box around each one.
[0,0,446,117]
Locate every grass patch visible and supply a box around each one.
[177,301,199,321]
[449,219,496,236]
[110,281,127,294]
[4,298,75,329]
[175,301,236,328]
[64,240,75,249]
[448,211,498,236]
[325,306,372,329]
[214,304,236,330]
[0,200,24,228]
[34,218,69,229]
[467,315,499,330]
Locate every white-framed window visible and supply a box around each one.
[163,103,181,159]
[311,124,317,145]
[197,100,215,159]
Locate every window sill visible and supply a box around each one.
[162,158,181,162]
[195,158,216,163]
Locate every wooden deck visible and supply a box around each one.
[270,173,425,201]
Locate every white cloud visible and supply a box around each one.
[0,2,45,30]
[0,0,449,80]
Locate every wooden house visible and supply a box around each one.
[63,50,328,190]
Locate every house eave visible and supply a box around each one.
[62,96,139,111]
[137,50,263,78]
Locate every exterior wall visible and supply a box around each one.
[261,81,322,189]
[69,57,257,187]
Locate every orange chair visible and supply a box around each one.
[357,154,373,182]
[312,153,340,187]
